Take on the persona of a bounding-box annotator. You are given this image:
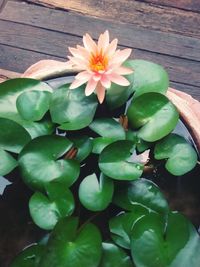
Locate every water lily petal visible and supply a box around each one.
[100,74,111,88]
[68,56,87,68]
[83,33,97,54]
[115,66,134,75]
[98,30,109,54]
[85,78,98,96]
[76,45,90,59]
[70,78,87,89]
[111,48,132,65]
[76,71,92,81]
[106,38,118,58]
[108,73,130,86]
[96,82,106,103]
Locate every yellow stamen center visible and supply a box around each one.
[90,51,108,72]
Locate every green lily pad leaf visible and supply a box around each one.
[50,84,98,130]
[70,136,93,162]
[126,130,152,152]
[92,137,121,154]
[0,148,18,176]
[0,78,53,138]
[19,135,80,191]
[99,242,134,267]
[16,90,51,121]
[106,61,135,109]
[79,173,114,211]
[10,244,44,267]
[0,118,31,153]
[113,178,169,214]
[127,92,179,142]
[154,133,197,176]
[131,212,200,267]
[39,217,102,267]
[29,181,75,230]
[109,207,148,249]
[128,59,169,98]
[99,140,143,180]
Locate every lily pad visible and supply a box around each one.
[131,212,200,267]
[39,217,102,267]
[0,78,54,138]
[154,133,197,176]
[127,92,179,142]
[128,59,169,98]
[109,207,148,249]
[99,140,143,180]
[16,90,51,121]
[79,173,114,211]
[113,178,169,214]
[99,242,134,267]
[92,137,119,154]
[69,136,93,162]
[50,84,98,130]
[10,244,44,267]
[19,135,80,191]
[29,181,75,230]
[0,149,18,176]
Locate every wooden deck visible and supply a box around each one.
[0,0,199,100]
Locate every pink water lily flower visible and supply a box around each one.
[67,30,133,103]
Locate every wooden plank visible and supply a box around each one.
[24,0,200,38]
[1,2,200,62]
[137,0,200,13]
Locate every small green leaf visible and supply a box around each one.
[70,136,93,162]
[0,118,31,153]
[79,173,114,211]
[99,242,134,267]
[92,137,121,154]
[39,217,102,267]
[19,135,80,191]
[99,140,143,180]
[154,133,197,175]
[127,93,179,142]
[113,178,169,214]
[131,212,200,267]
[128,59,169,98]
[29,181,75,230]
[10,244,44,267]
[16,90,51,121]
[109,207,148,249]
[0,148,18,176]
[50,84,98,130]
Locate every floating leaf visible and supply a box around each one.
[127,92,179,142]
[29,182,75,230]
[99,242,134,267]
[39,217,102,267]
[50,84,98,130]
[128,59,169,98]
[109,207,148,249]
[79,173,114,211]
[131,212,200,267]
[0,78,53,138]
[113,178,169,214]
[16,90,51,121]
[92,137,119,154]
[69,136,93,162]
[99,140,143,180]
[154,133,197,176]
[0,149,17,176]
[19,135,80,191]
[10,244,44,267]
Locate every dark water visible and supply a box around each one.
[0,76,199,266]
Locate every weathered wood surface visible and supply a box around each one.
[0,0,200,101]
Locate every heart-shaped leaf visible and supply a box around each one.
[69,136,93,162]
[109,207,148,249]
[39,217,102,267]
[0,148,18,176]
[16,90,51,121]
[79,173,114,211]
[128,60,169,98]
[10,244,45,267]
[19,135,80,191]
[127,92,179,142]
[99,242,134,267]
[106,61,135,109]
[113,178,169,214]
[0,118,31,153]
[154,133,197,176]
[0,78,54,138]
[92,137,119,154]
[50,84,98,130]
[29,181,75,230]
[99,140,143,180]
[131,212,200,267]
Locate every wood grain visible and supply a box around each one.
[25,0,200,38]
[137,0,200,13]
[1,1,200,62]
